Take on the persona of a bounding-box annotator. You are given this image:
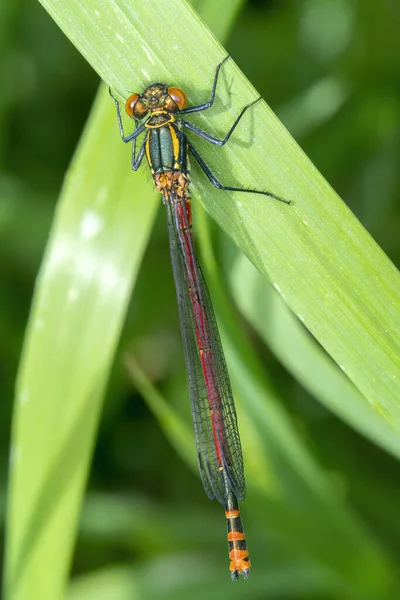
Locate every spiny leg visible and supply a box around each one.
[131,138,146,171]
[181,98,261,147]
[188,143,290,204]
[178,55,230,115]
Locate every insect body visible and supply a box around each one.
[111,56,289,579]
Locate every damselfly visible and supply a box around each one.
[111,56,289,579]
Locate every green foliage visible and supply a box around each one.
[1,0,400,599]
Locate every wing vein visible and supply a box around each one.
[165,194,245,504]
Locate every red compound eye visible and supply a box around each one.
[125,93,139,118]
[168,87,187,110]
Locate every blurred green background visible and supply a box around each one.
[1,0,400,598]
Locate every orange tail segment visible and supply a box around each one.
[225,502,250,579]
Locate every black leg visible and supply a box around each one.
[181,98,261,147]
[177,55,230,115]
[109,88,146,143]
[132,118,142,162]
[188,143,290,204]
[131,138,146,171]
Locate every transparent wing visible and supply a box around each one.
[165,196,245,505]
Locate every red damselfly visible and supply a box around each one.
[111,56,289,579]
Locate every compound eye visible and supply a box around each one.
[168,87,187,110]
[125,93,139,118]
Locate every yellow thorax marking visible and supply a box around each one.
[169,124,180,162]
[145,110,175,129]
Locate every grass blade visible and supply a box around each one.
[36,0,400,428]
[4,85,158,599]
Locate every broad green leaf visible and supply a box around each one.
[38,0,400,428]
[231,252,400,460]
